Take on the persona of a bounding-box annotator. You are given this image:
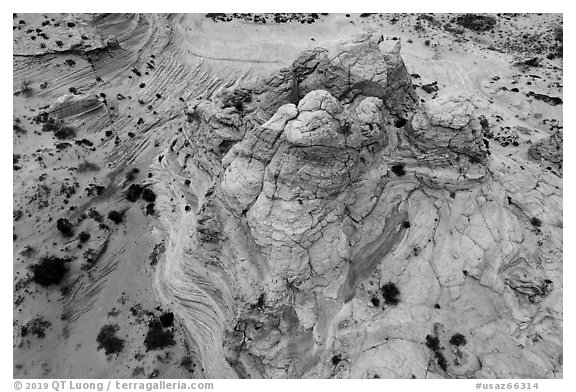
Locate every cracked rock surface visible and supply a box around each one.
[13,13,562,380]
[162,32,562,379]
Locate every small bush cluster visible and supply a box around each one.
[126,184,143,202]
[108,210,124,224]
[455,14,496,32]
[391,164,406,177]
[142,188,156,203]
[425,334,448,372]
[144,318,175,351]
[77,160,100,173]
[54,126,76,140]
[381,282,400,305]
[21,317,51,338]
[449,333,467,347]
[56,218,74,237]
[31,256,70,286]
[96,324,125,355]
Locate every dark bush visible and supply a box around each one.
[469,155,482,164]
[402,221,411,229]
[146,203,155,216]
[108,210,124,224]
[449,333,467,347]
[96,324,125,355]
[77,161,100,173]
[391,164,406,177]
[381,282,400,305]
[144,319,175,351]
[32,256,69,286]
[78,231,91,243]
[425,334,440,351]
[394,118,408,128]
[54,126,76,140]
[331,355,342,366]
[530,217,542,227]
[434,351,448,371]
[159,312,174,328]
[21,317,51,338]
[125,168,139,181]
[56,218,74,237]
[126,184,143,202]
[142,188,156,203]
[455,14,496,32]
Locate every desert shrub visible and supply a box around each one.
[31,256,69,286]
[469,155,482,164]
[96,324,125,355]
[455,14,496,32]
[145,203,155,216]
[77,160,100,173]
[180,355,195,373]
[434,351,448,371]
[125,168,139,181]
[54,126,76,140]
[394,118,408,128]
[19,80,34,97]
[159,312,174,328]
[381,282,400,305]
[78,231,91,243]
[144,318,175,351]
[107,210,124,224]
[391,164,406,177]
[126,184,143,202]
[425,334,441,351]
[21,317,51,338]
[56,218,74,237]
[331,355,342,366]
[142,188,156,203]
[449,333,467,347]
[530,217,542,227]
[88,209,104,222]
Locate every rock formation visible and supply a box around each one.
[158,32,562,379]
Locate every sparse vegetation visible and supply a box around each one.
[31,256,70,286]
[381,282,400,305]
[449,333,467,347]
[142,188,156,203]
[159,312,174,328]
[108,210,124,224]
[144,318,175,351]
[530,217,542,227]
[96,324,125,355]
[126,184,143,202]
[77,160,100,173]
[455,14,497,32]
[21,317,51,338]
[78,231,91,243]
[54,125,76,140]
[425,335,440,351]
[56,218,74,237]
[391,164,406,177]
[425,334,448,371]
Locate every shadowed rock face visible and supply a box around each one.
[160,32,562,379]
[528,131,563,164]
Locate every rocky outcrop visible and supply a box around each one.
[158,31,562,380]
[406,94,488,163]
